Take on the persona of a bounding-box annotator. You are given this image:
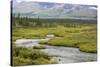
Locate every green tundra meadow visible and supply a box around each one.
[12,16,97,66]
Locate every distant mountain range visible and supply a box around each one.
[12,1,97,19]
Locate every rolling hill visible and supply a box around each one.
[12,1,97,19]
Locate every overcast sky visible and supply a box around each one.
[13,0,97,5]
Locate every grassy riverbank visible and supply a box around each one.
[39,26,97,53]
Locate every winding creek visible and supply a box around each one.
[15,37,97,64]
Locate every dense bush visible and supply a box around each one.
[13,57,33,66]
[12,46,57,66]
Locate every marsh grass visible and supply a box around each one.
[33,45,46,49]
[79,43,97,53]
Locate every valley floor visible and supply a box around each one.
[12,22,97,66]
